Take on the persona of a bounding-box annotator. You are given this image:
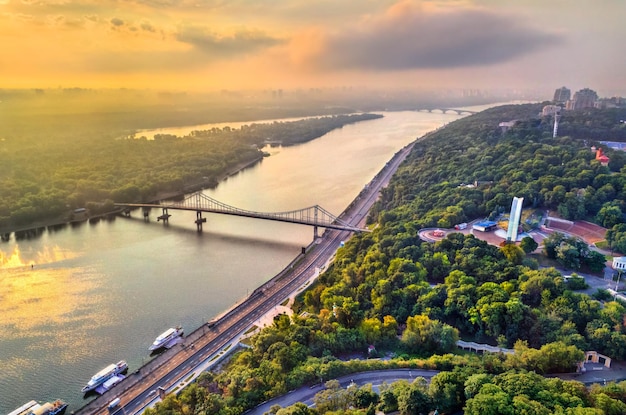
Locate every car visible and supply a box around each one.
[107,398,121,410]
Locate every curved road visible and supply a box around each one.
[77,143,414,415]
[245,369,439,415]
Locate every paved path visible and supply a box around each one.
[246,337,626,413]
[244,369,438,415]
[245,364,626,414]
[553,361,626,385]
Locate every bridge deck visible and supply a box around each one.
[115,193,369,233]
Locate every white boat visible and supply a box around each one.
[8,401,38,415]
[9,399,68,415]
[81,360,128,393]
[149,326,184,351]
[31,400,68,415]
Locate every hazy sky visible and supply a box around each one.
[1,0,624,95]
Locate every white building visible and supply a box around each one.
[612,257,626,271]
[542,105,560,116]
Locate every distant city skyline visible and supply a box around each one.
[1,0,624,95]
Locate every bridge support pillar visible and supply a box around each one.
[195,211,206,232]
[313,206,320,240]
[143,207,150,221]
[157,207,171,223]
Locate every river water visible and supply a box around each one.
[0,109,475,413]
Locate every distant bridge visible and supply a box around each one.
[417,108,477,115]
[115,192,369,238]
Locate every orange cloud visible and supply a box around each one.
[287,27,327,68]
[0,0,624,92]
[287,0,561,72]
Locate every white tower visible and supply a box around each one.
[507,197,524,242]
[553,112,560,138]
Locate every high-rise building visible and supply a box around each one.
[567,88,598,110]
[553,86,571,103]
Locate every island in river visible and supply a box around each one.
[0,113,382,236]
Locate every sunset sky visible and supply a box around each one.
[1,0,624,95]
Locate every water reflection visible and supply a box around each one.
[0,243,79,268]
[0,109,478,413]
[14,227,46,241]
[48,223,69,233]
[0,266,105,343]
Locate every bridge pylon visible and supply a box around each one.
[158,207,171,223]
[195,211,207,232]
[314,207,319,239]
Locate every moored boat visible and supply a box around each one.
[149,326,184,351]
[9,399,67,415]
[81,360,128,393]
[32,400,68,415]
[8,401,38,415]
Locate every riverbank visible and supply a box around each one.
[74,113,413,415]
[0,153,266,240]
[148,153,265,203]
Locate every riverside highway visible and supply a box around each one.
[77,142,415,415]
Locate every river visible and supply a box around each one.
[0,107,498,414]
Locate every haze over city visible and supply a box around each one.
[1,0,625,95]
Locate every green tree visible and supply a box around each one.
[428,371,466,414]
[557,244,580,269]
[359,317,382,345]
[597,204,624,228]
[397,378,432,415]
[378,387,398,413]
[275,402,314,415]
[444,270,477,332]
[354,384,380,409]
[543,232,566,259]
[512,395,551,415]
[500,243,525,265]
[313,379,355,413]
[606,223,626,254]
[464,373,493,400]
[520,236,539,254]
[585,250,607,273]
[402,314,459,354]
[464,384,513,415]
[592,392,626,415]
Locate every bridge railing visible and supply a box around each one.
[162,192,360,230]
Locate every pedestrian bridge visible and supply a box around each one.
[115,192,369,237]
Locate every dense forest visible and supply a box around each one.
[0,87,511,231]
[142,103,626,415]
[0,103,380,230]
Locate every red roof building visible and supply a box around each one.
[596,148,610,166]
